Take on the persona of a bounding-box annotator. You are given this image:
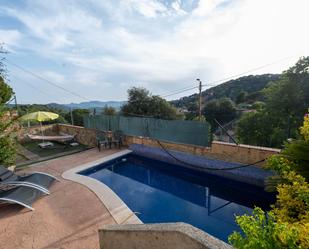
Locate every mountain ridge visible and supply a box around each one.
[171,74,280,109]
[46,100,125,110]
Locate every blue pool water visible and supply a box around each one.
[80,154,275,242]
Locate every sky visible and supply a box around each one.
[1,0,309,104]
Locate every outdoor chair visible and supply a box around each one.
[0,185,44,211]
[96,131,109,151]
[111,130,124,149]
[0,165,59,194]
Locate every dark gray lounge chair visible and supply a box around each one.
[0,165,59,194]
[0,185,43,211]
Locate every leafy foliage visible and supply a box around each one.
[237,57,309,148]
[229,208,301,249]
[281,140,309,181]
[235,91,247,104]
[251,101,265,111]
[202,98,237,130]
[0,76,13,104]
[230,166,309,248]
[0,76,16,166]
[64,108,89,126]
[121,87,180,120]
[230,116,309,248]
[102,106,116,115]
[236,111,285,147]
[0,135,16,166]
[262,114,309,182]
[300,114,309,141]
[274,171,309,223]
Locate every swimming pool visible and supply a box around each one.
[80,154,275,242]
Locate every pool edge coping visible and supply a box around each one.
[62,149,143,225]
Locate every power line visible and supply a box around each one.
[10,74,66,103]
[162,84,218,98]
[156,138,266,171]
[160,55,298,99]
[161,85,197,98]
[159,84,198,96]
[5,54,298,102]
[5,58,91,101]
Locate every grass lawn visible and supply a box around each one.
[22,141,87,158]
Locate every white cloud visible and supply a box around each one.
[192,0,227,16]
[2,0,309,103]
[40,71,65,84]
[123,0,168,18]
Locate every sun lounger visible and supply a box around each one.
[27,134,75,143]
[0,185,44,211]
[0,165,59,194]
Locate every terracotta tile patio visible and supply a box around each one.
[0,148,122,249]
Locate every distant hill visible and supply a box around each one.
[47,101,125,110]
[171,74,280,109]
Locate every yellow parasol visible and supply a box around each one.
[20,111,59,143]
[20,111,59,122]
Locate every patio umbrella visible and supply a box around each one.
[20,111,59,142]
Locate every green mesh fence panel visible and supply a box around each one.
[119,116,148,137]
[83,115,119,131]
[83,115,210,146]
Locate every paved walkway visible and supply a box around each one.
[0,148,121,249]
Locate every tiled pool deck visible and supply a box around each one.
[0,148,122,249]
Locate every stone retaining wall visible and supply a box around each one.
[57,124,97,147]
[17,124,58,143]
[18,124,280,165]
[211,141,281,166]
[124,136,280,166]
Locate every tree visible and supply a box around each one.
[203,98,237,130]
[0,76,13,103]
[251,101,265,111]
[65,109,89,126]
[0,76,16,166]
[236,111,285,147]
[264,57,309,139]
[237,57,309,148]
[121,87,178,119]
[263,80,304,139]
[102,106,116,116]
[235,91,247,104]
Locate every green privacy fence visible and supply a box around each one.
[84,115,211,146]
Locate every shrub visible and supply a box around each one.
[300,114,309,141]
[229,114,309,248]
[229,208,301,249]
[229,172,309,248]
[0,135,16,166]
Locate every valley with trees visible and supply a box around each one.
[172,57,309,148]
[6,57,309,149]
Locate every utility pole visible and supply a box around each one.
[197,79,202,121]
[70,107,74,125]
[13,94,18,115]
